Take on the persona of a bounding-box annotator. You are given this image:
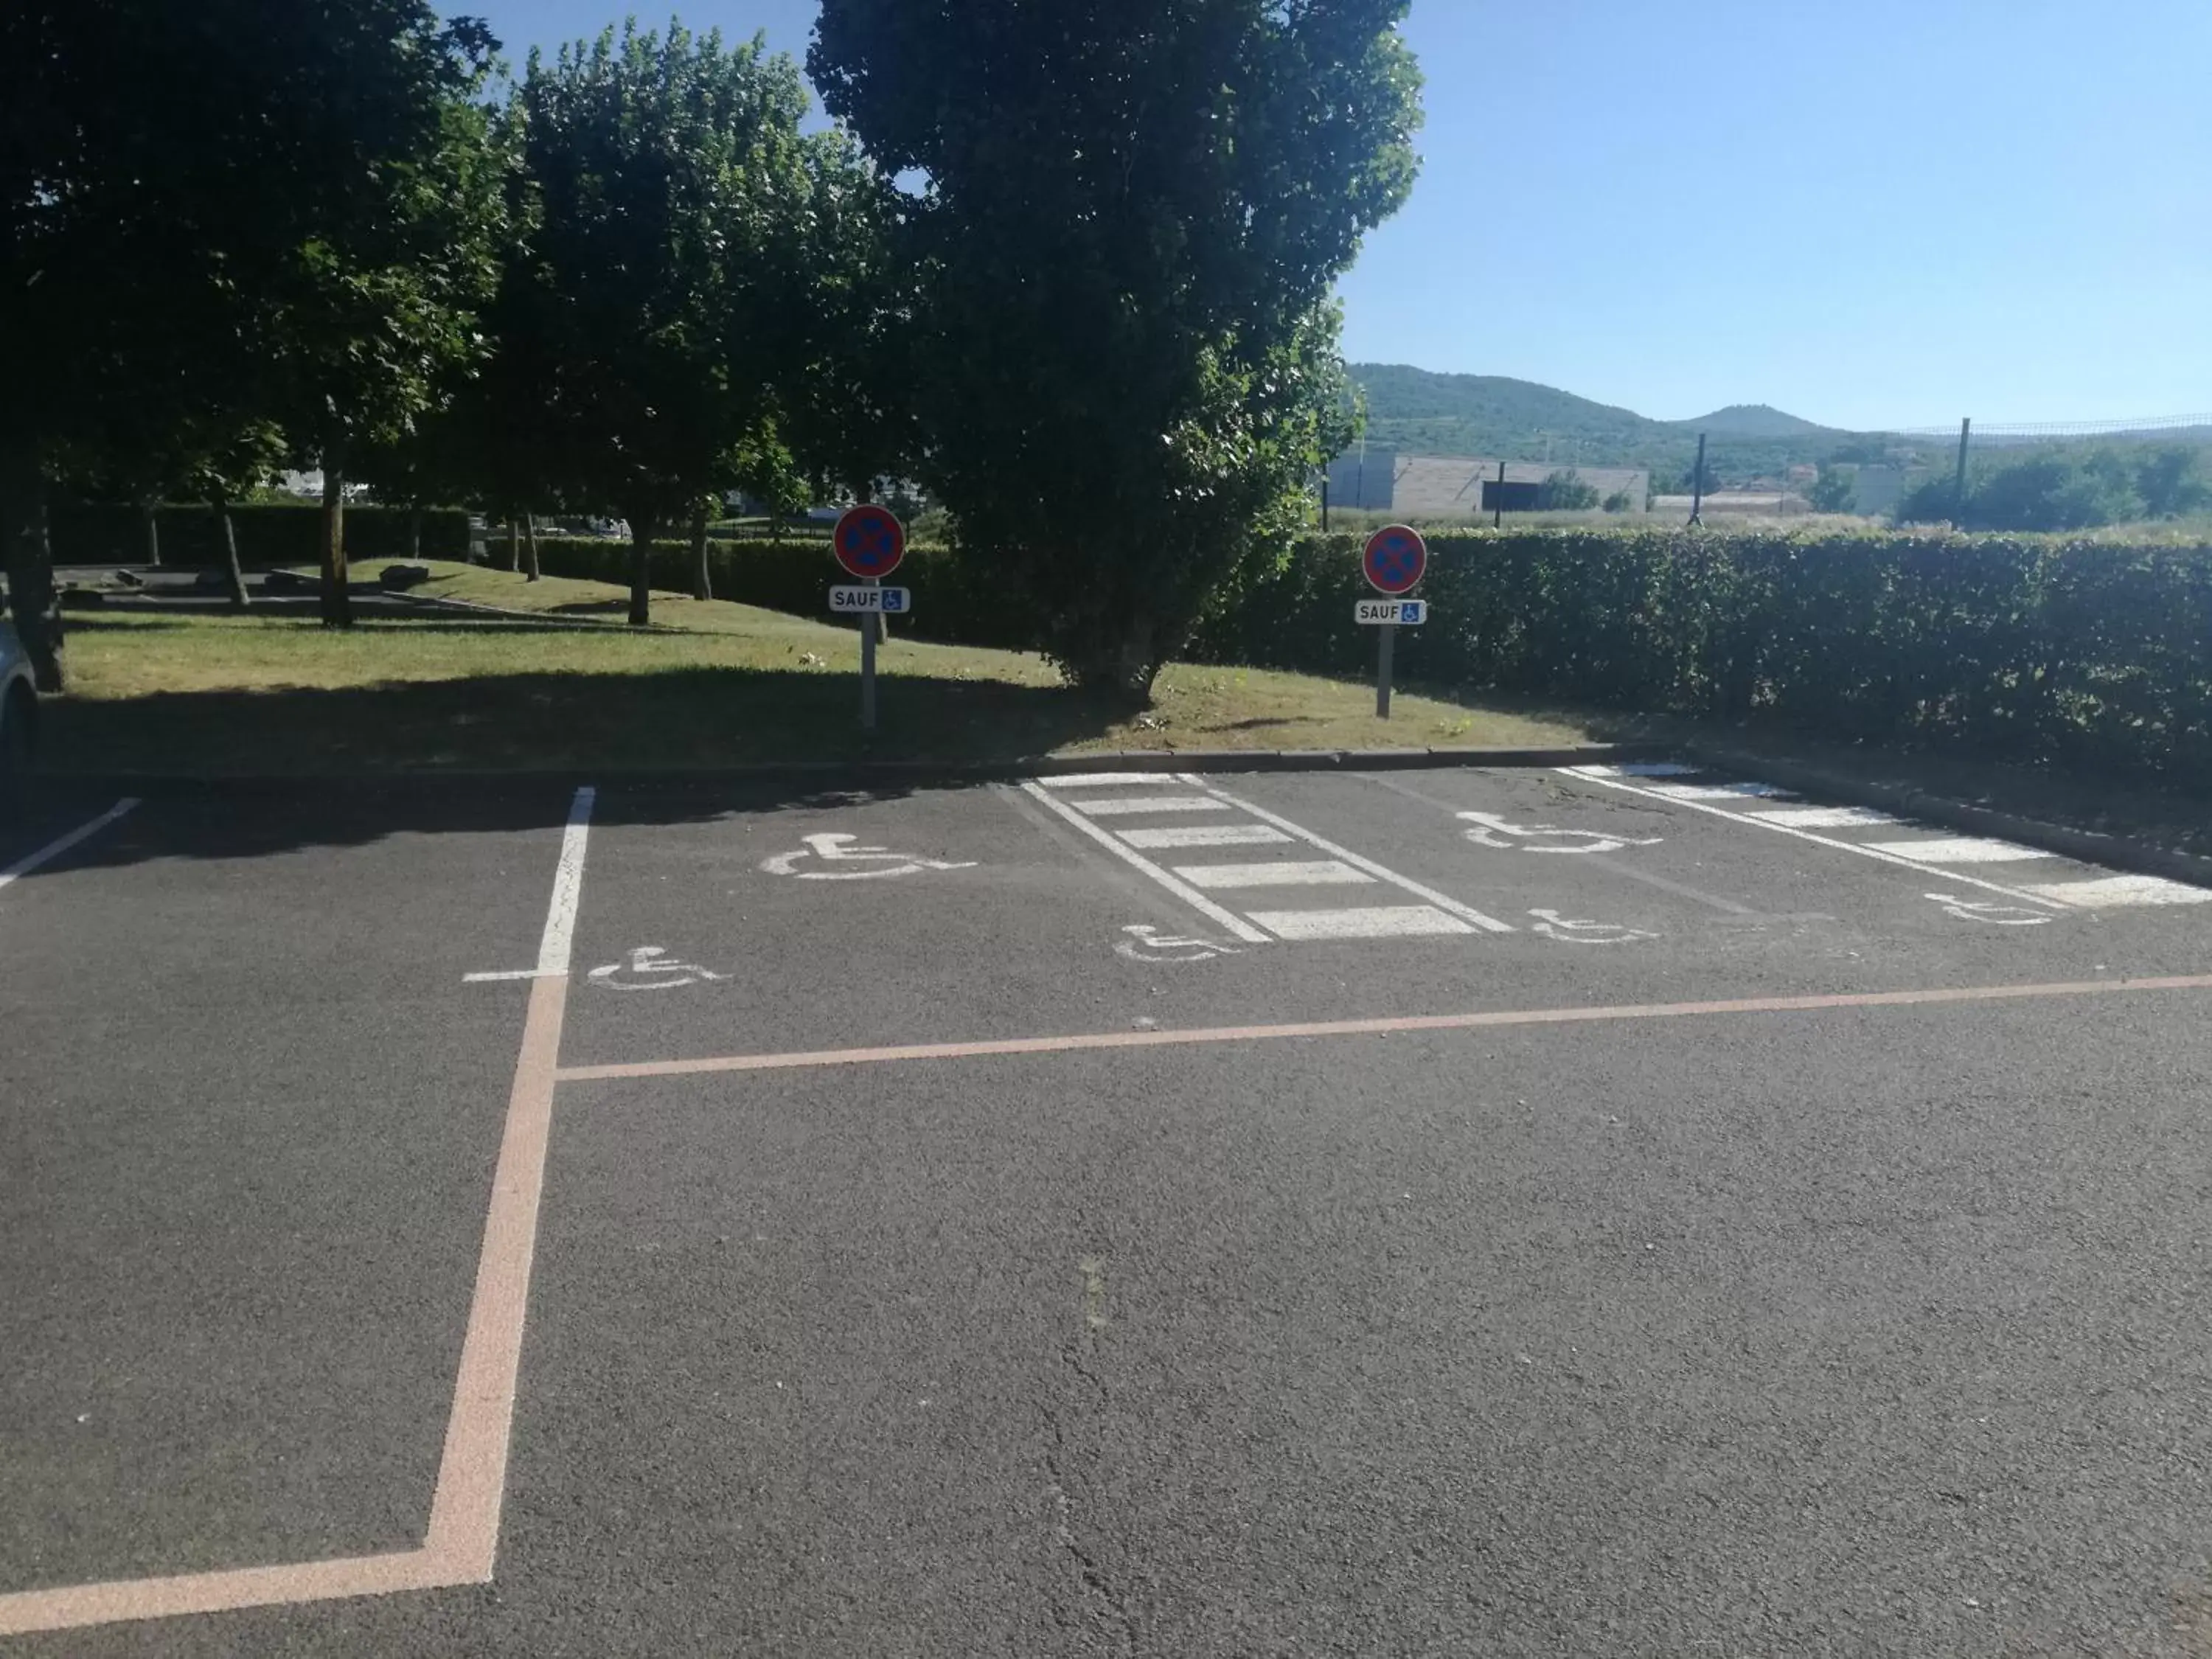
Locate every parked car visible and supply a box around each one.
[0,617,36,821]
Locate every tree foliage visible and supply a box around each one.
[1536,469,1600,511]
[1896,445,2208,532]
[517,21,836,624]
[1,0,507,655]
[811,0,1425,694]
[1806,462,1857,514]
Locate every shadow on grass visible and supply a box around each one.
[46,663,1127,777]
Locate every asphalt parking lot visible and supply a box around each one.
[4,762,2211,1657]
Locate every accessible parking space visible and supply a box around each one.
[8,762,2212,1655]
[93,991,2212,1657]
[557,760,2212,1097]
[1200,762,2212,998]
[0,787,580,1628]
[558,779,1208,1068]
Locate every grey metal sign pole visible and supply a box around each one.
[1376,622,1395,720]
[860,576,879,731]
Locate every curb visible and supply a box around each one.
[1680,742,2212,894]
[42,742,1655,799]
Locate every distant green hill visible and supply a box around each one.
[1347,364,1885,483]
[1674,403,1840,440]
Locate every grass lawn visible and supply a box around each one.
[45,560,1592,775]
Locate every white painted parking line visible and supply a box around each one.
[0,798,139,893]
[1745,805,1899,829]
[1070,795,1231,817]
[1119,823,1293,849]
[1644,781,1799,801]
[1864,836,2054,865]
[1177,776,1517,934]
[1561,766,2068,910]
[2028,874,2212,908]
[1249,905,1477,940]
[1587,762,1703,777]
[1039,772,1182,787]
[1174,860,1374,890]
[535,787,595,973]
[1018,782,1274,944]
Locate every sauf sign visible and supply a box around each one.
[830,505,910,729]
[1358,524,1428,719]
[1354,598,1427,626]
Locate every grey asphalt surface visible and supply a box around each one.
[4,764,2211,1656]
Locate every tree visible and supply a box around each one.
[811,0,1424,697]
[2134,446,2210,518]
[1666,454,1724,497]
[1536,469,1599,511]
[246,8,509,625]
[1896,447,2146,531]
[1806,462,1857,514]
[765,131,917,504]
[518,22,821,626]
[0,0,247,684]
[1601,490,1634,513]
[1,0,508,677]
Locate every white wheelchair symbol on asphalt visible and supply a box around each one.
[1114,924,1245,964]
[588,946,729,991]
[1528,909,1658,945]
[1927,892,2052,925]
[1459,811,1663,855]
[759,832,979,880]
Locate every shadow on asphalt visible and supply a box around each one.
[1,770,992,880]
[8,647,1154,875]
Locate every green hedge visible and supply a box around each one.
[52,501,470,566]
[1188,528,2212,779]
[535,523,2212,779]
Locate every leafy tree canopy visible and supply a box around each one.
[1536,470,1600,511]
[811,0,1425,694]
[518,20,842,621]
[1896,444,2206,532]
[1806,462,1857,514]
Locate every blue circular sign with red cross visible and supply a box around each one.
[1363,524,1427,595]
[832,504,906,580]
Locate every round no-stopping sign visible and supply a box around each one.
[1363,524,1427,594]
[833,505,906,580]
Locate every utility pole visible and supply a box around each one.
[1953,417,1972,525]
[1688,432,1707,527]
[1492,459,1506,528]
[1320,476,1330,531]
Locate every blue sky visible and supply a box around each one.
[458,1,2210,431]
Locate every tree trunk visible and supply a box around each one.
[1,440,65,692]
[407,504,422,561]
[1066,617,1163,704]
[626,512,655,625]
[504,510,520,574]
[689,498,712,602]
[142,500,161,566]
[319,461,352,627]
[523,511,540,582]
[212,488,249,611]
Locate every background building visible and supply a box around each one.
[1327,451,1649,517]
